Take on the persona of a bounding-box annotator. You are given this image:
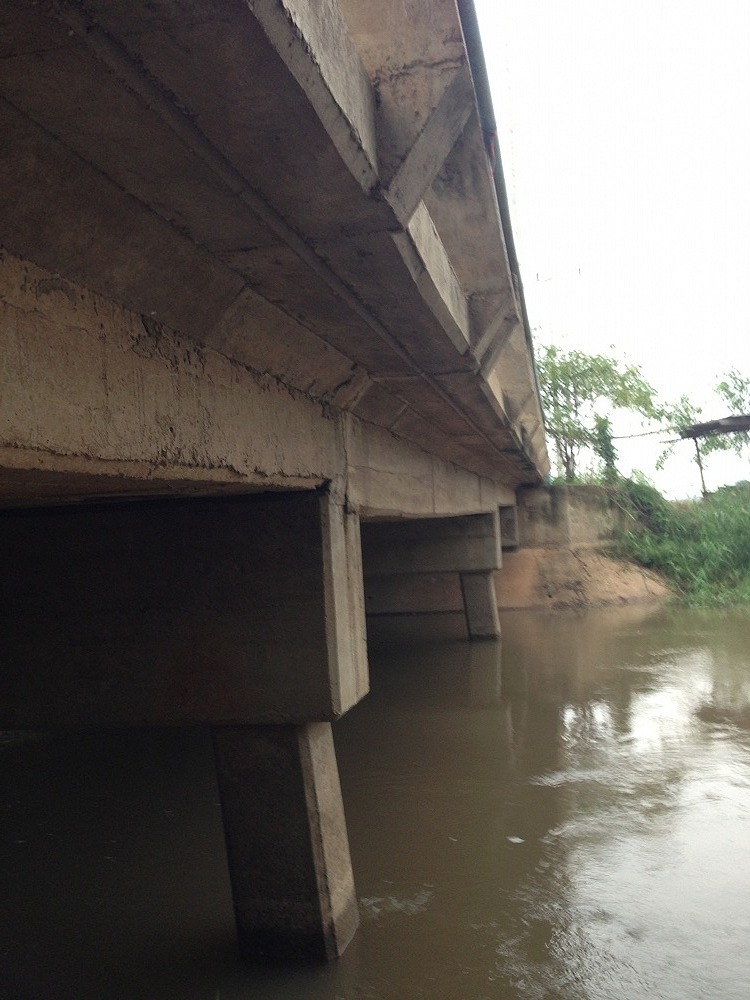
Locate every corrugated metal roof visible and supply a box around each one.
[679,414,750,439]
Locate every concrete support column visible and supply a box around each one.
[467,638,503,706]
[212,723,359,962]
[0,490,368,962]
[0,491,368,726]
[460,570,501,639]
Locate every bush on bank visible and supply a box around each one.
[612,480,750,605]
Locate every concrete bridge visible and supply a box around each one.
[0,0,548,962]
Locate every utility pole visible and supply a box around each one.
[693,438,707,497]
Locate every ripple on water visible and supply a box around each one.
[359,887,434,920]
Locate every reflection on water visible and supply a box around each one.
[3,606,750,998]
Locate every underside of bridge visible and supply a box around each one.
[0,0,549,962]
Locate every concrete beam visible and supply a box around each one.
[213,722,359,961]
[392,202,471,355]
[0,1,549,486]
[472,292,517,365]
[424,121,510,299]
[0,248,527,508]
[361,511,501,640]
[361,511,500,576]
[0,492,368,726]
[480,319,521,378]
[338,0,467,180]
[248,0,378,191]
[385,68,475,224]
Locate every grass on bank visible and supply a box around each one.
[613,479,750,606]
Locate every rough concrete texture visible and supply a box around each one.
[499,503,520,549]
[0,493,368,726]
[0,0,550,966]
[363,487,670,618]
[360,511,502,640]
[364,548,669,619]
[254,0,379,182]
[364,571,465,617]
[516,484,632,549]
[0,251,339,496]
[0,250,517,518]
[460,570,501,638]
[212,723,359,961]
[361,512,501,576]
[0,0,548,500]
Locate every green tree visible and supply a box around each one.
[655,394,703,471]
[657,371,750,480]
[593,414,618,484]
[705,369,750,457]
[537,345,662,481]
[716,369,750,414]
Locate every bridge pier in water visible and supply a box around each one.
[0,0,552,968]
[213,723,358,961]
[361,512,502,639]
[0,491,365,960]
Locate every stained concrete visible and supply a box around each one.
[0,0,549,498]
[361,512,502,639]
[0,492,367,726]
[460,571,502,638]
[213,723,359,961]
[0,248,521,518]
[0,0,551,964]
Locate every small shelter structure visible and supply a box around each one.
[679,415,750,494]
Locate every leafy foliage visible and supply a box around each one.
[655,370,750,478]
[655,394,702,470]
[703,370,750,457]
[617,475,670,527]
[536,341,749,488]
[716,369,750,413]
[615,480,750,605]
[593,415,618,484]
[537,345,662,481]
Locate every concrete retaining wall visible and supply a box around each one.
[515,484,631,548]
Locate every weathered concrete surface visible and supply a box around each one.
[365,486,670,619]
[0,492,367,726]
[497,485,670,609]
[0,0,551,964]
[213,723,358,961]
[0,249,519,520]
[362,512,502,638]
[365,546,669,620]
[0,0,548,507]
[361,512,501,576]
[515,484,632,549]
[460,571,502,638]
[499,503,520,549]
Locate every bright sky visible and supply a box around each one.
[475,0,750,497]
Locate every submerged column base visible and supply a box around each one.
[460,570,501,639]
[212,723,359,962]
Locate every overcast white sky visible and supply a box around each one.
[474,0,750,497]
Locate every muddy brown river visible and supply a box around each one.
[3,605,750,998]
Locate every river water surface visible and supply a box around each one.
[3,605,750,998]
